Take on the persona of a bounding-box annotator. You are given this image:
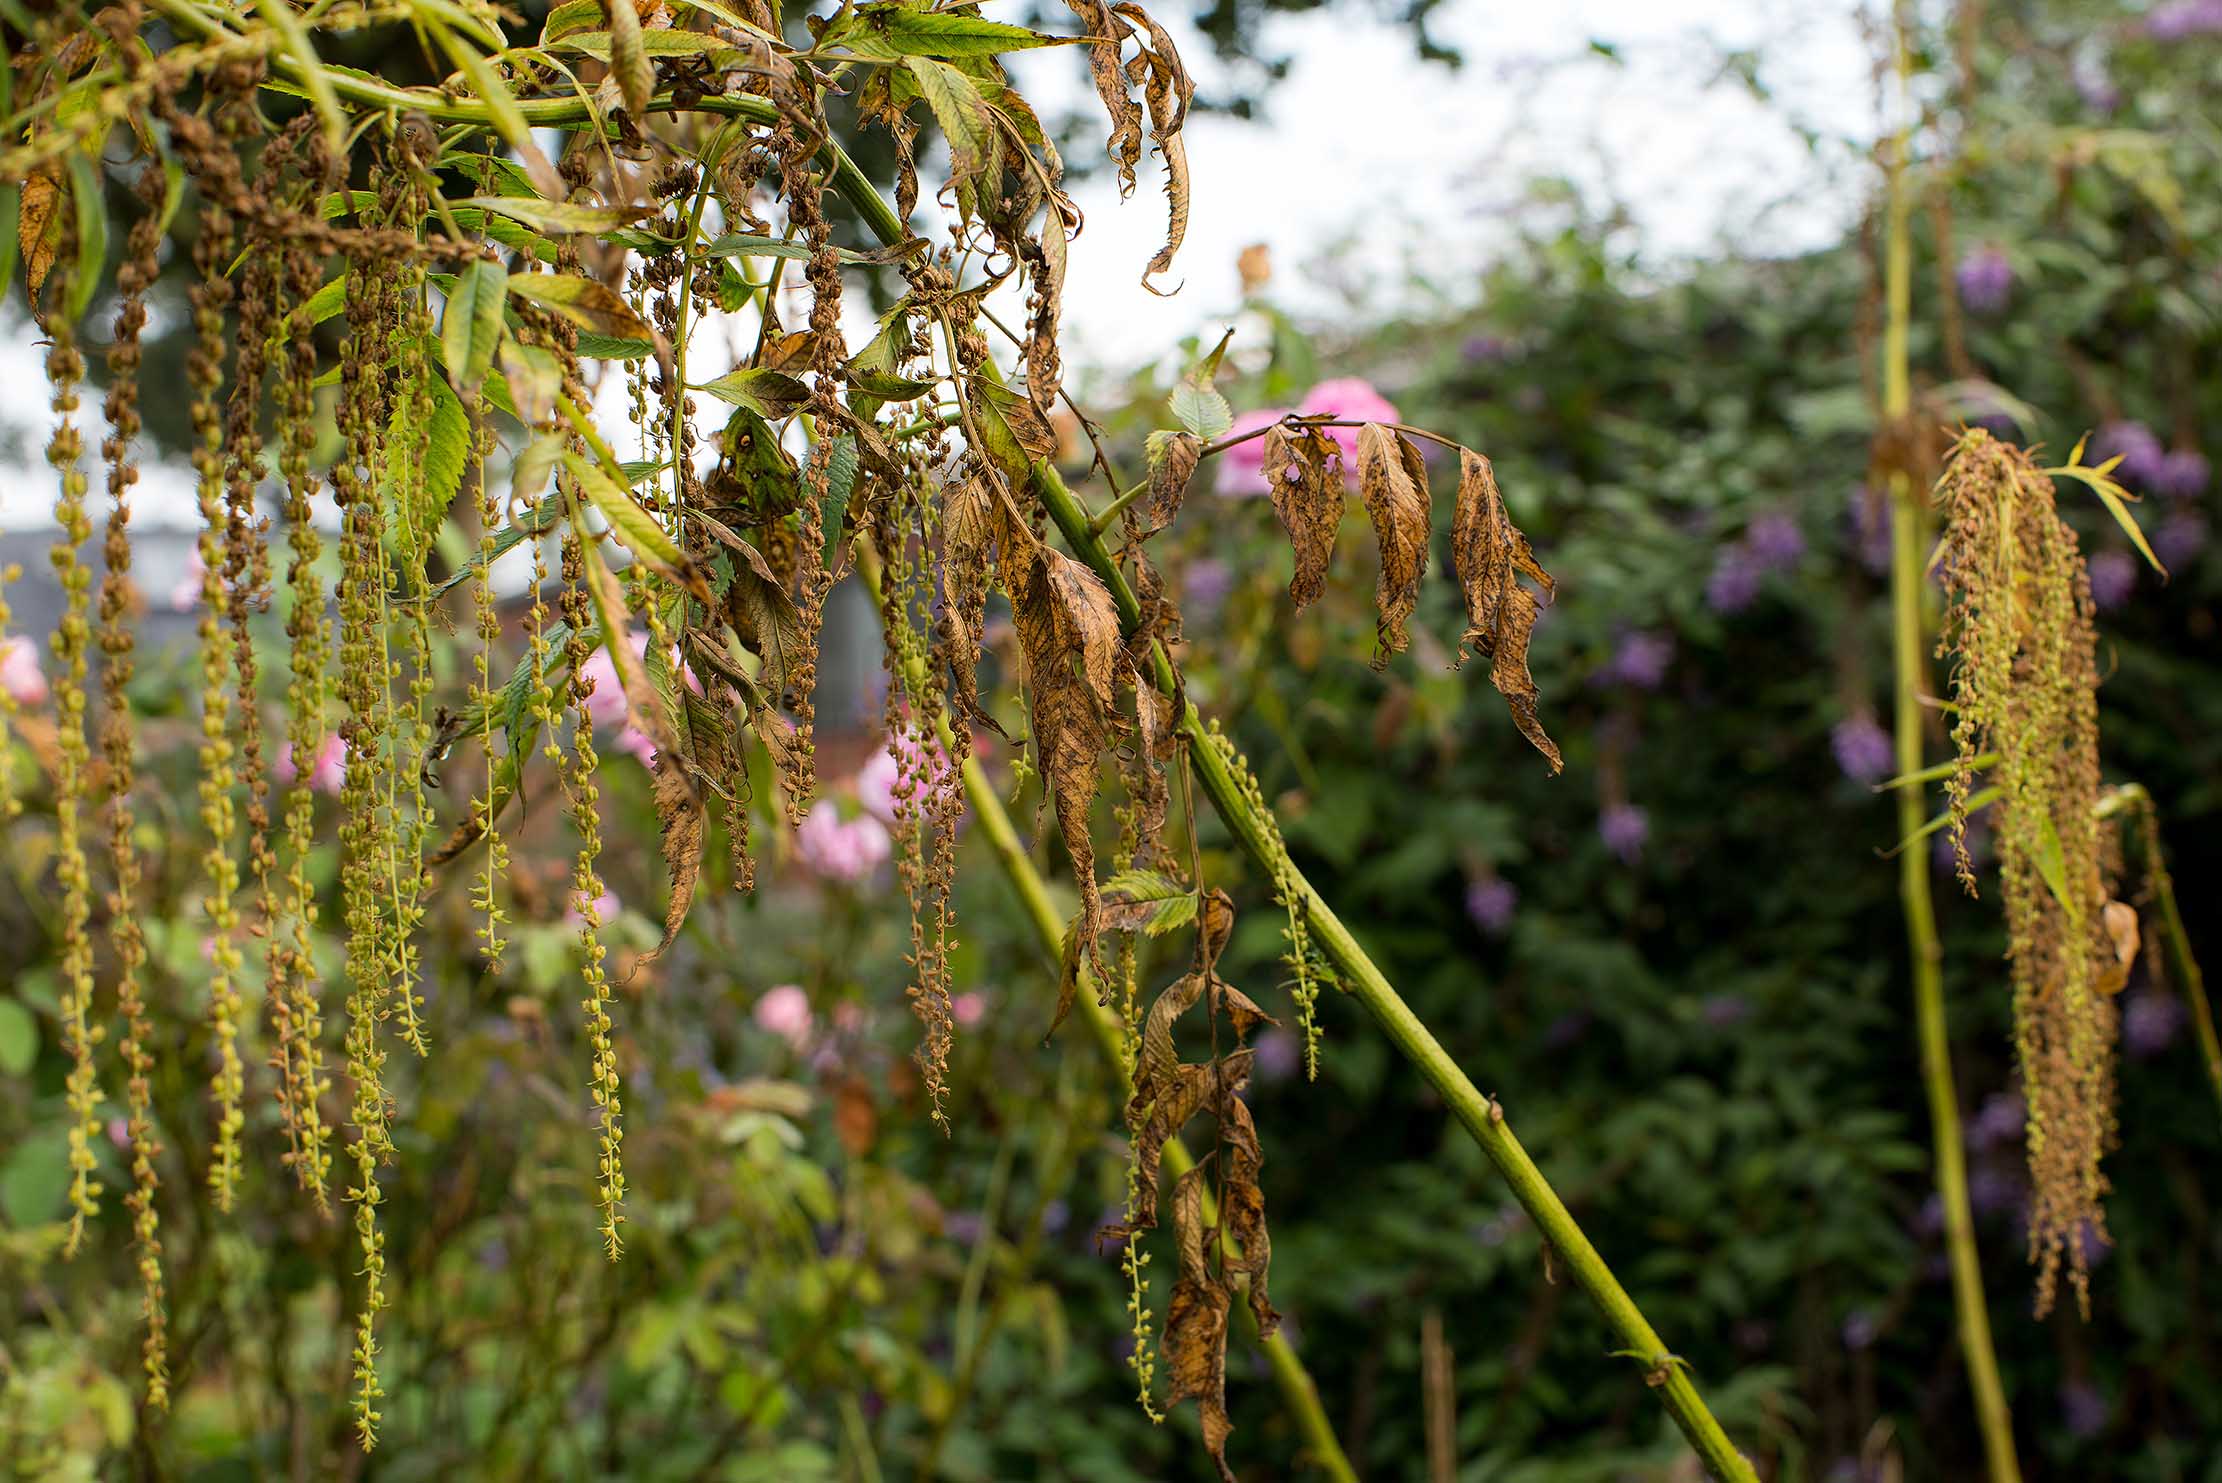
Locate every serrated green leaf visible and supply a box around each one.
[462,196,654,237]
[694,365,811,417]
[826,3,1063,59]
[903,58,993,201]
[564,448,689,575]
[61,150,107,326]
[441,258,509,393]
[1169,379,1232,441]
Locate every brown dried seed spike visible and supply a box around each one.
[1450,447,1561,774]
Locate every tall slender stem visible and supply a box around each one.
[857,545,1359,1482]
[1882,8,2022,1479]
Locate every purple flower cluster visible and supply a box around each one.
[1830,715,1894,785]
[2097,421,2169,489]
[1955,245,2014,314]
[1598,803,1649,864]
[1595,629,1673,690]
[2122,991,2185,1057]
[2087,548,2139,611]
[1846,483,1893,575]
[2158,448,2210,498]
[1464,876,1518,935]
[1708,513,1806,614]
[2154,511,2209,569]
[2147,0,2222,39]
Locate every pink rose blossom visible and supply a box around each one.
[855,731,959,825]
[276,732,348,796]
[170,547,208,613]
[564,887,621,928]
[613,725,659,766]
[1215,407,1293,497]
[1297,377,1400,471]
[1,637,48,708]
[951,991,986,1028]
[794,803,892,883]
[755,983,814,1047]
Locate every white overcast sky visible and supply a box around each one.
[0,0,1878,535]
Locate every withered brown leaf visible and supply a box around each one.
[1450,448,1561,773]
[1266,422,1343,610]
[1063,0,1142,195]
[20,165,62,309]
[638,750,706,970]
[1166,1167,1238,1482]
[1111,3,1193,294]
[1355,422,1430,665]
[1006,529,1120,964]
[1141,429,1201,536]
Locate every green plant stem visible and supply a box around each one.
[2098,786,2222,1118]
[856,544,1358,1482]
[1881,10,2022,1480]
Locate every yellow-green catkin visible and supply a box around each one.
[271,236,336,1208]
[560,531,626,1259]
[45,261,109,1256]
[467,401,510,972]
[100,183,168,1405]
[379,281,435,1059]
[185,190,248,1217]
[334,245,401,1450]
[1210,720,1328,1077]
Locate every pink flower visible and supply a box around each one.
[1297,377,1400,471]
[855,731,959,825]
[755,983,814,1047]
[951,991,986,1028]
[564,887,621,928]
[276,733,347,796]
[614,725,659,767]
[1215,407,1293,497]
[793,803,892,884]
[1,637,48,708]
[170,547,208,613]
[577,642,636,731]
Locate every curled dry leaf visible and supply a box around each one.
[937,475,1005,737]
[1064,0,1141,194]
[1266,422,1343,610]
[638,750,706,971]
[1112,3,1193,294]
[1451,447,1561,773]
[1002,506,1121,968]
[1166,1166,1237,1482]
[2099,897,2140,996]
[1140,429,1201,536]
[1354,422,1430,666]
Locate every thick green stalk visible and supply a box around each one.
[1881,10,2021,1478]
[858,548,1358,1481]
